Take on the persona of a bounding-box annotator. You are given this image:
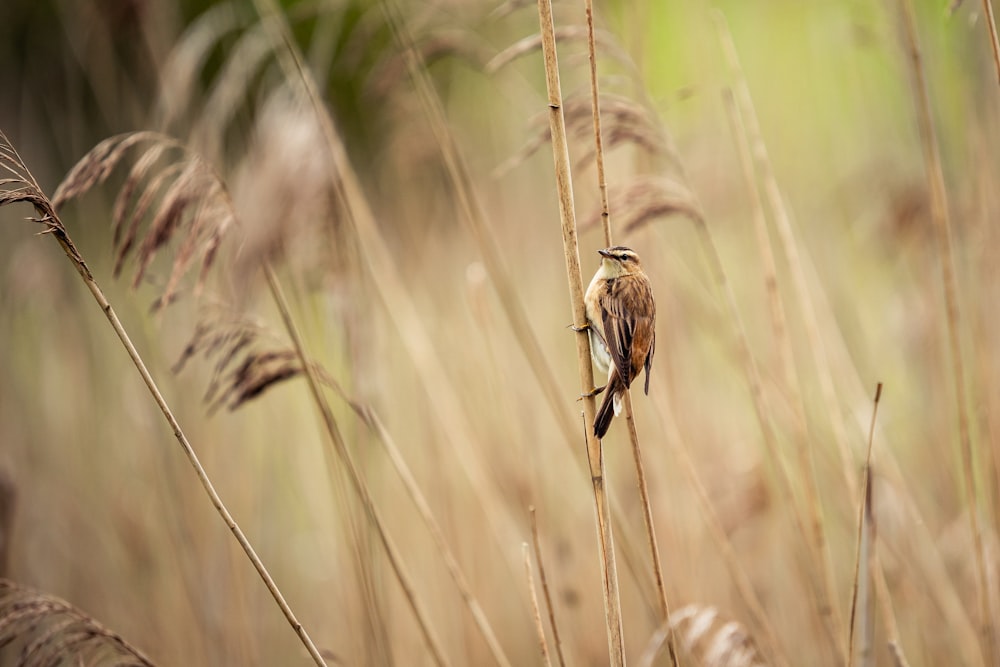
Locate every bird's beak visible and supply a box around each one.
[598,248,613,259]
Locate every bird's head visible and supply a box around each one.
[597,246,642,277]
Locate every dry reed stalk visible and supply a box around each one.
[647,381,790,667]
[722,38,969,657]
[529,507,567,667]
[263,264,450,667]
[981,0,1000,85]
[715,14,849,661]
[179,306,514,667]
[360,408,512,667]
[523,543,554,667]
[579,0,677,660]
[583,0,612,248]
[808,284,982,661]
[621,143,826,659]
[376,0,582,461]
[848,384,883,667]
[896,0,996,662]
[487,21,684,620]
[248,0,529,573]
[566,17,838,655]
[0,132,327,667]
[622,390,678,666]
[383,0,672,619]
[536,0,625,662]
[888,641,913,667]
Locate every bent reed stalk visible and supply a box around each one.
[0,132,327,667]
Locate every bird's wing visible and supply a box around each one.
[600,279,637,386]
[601,276,656,390]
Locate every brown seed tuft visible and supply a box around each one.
[0,578,155,666]
[581,175,702,234]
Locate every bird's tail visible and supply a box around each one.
[594,385,623,438]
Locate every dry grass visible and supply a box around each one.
[2,0,1000,665]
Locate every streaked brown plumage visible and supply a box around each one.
[583,246,656,438]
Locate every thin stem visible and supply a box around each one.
[50,232,326,667]
[583,0,612,247]
[529,507,567,667]
[523,543,554,667]
[716,14,848,660]
[848,383,883,667]
[537,0,625,661]
[623,391,678,667]
[583,0,676,651]
[649,381,790,667]
[363,408,513,667]
[264,264,450,667]
[981,0,1000,86]
[896,0,995,662]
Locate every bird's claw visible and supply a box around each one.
[578,384,607,401]
[568,322,590,332]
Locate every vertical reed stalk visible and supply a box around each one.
[981,0,1000,85]
[896,1,995,661]
[648,382,790,667]
[581,0,677,660]
[848,383,882,667]
[524,543,554,667]
[583,0,613,248]
[249,0,528,577]
[716,14,849,660]
[537,0,625,661]
[530,507,567,667]
[361,405,514,667]
[377,1,665,621]
[264,264,450,667]
[622,391,678,667]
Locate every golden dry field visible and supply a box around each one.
[2,1,1000,665]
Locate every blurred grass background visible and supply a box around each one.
[2,0,999,665]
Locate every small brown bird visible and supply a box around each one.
[582,246,656,438]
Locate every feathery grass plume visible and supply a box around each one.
[580,175,701,234]
[495,92,671,177]
[0,579,155,667]
[638,604,766,667]
[175,288,510,667]
[367,29,491,99]
[1,131,327,667]
[172,309,303,413]
[229,89,340,283]
[52,132,234,311]
[486,25,633,75]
